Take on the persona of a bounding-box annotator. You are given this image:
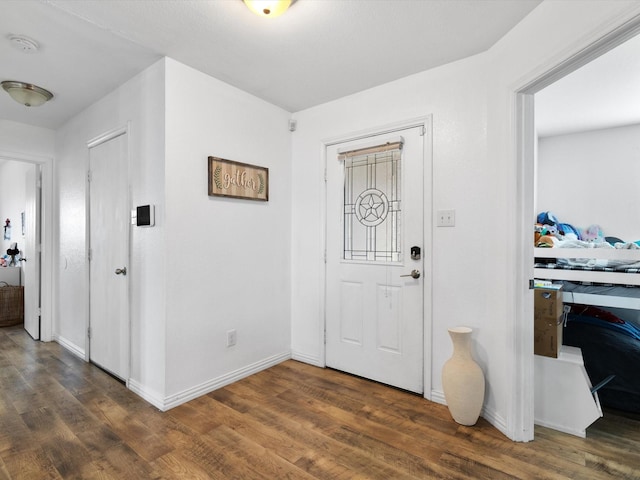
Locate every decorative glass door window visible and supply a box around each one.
[341,143,402,262]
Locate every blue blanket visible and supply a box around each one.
[564,316,640,413]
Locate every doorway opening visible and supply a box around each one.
[0,152,54,342]
[515,15,640,441]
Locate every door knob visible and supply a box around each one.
[400,269,420,279]
[115,267,127,275]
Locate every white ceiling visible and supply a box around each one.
[536,31,640,137]
[1,0,542,130]
[3,1,639,138]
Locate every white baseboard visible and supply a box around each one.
[534,418,586,438]
[430,389,446,405]
[54,334,85,360]
[291,350,324,367]
[430,388,509,438]
[128,379,166,410]
[143,351,292,411]
[482,405,509,438]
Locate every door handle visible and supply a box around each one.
[115,267,127,276]
[400,269,420,279]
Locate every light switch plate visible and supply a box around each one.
[437,209,456,227]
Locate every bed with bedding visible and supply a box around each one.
[533,238,640,413]
[534,242,640,287]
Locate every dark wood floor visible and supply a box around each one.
[1,326,639,479]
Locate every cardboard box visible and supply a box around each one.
[534,316,563,358]
[534,286,563,358]
[534,287,563,321]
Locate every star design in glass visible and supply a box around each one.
[360,194,384,221]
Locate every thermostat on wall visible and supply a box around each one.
[132,205,155,227]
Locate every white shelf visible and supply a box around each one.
[561,291,640,310]
[534,267,640,286]
[534,247,640,260]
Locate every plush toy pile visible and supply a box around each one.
[534,211,633,248]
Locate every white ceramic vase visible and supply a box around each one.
[442,326,485,426]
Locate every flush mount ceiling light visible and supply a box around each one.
[243,0,292,18]
[1,81,53,107]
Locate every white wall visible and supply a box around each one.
[537,124,640,242]
[290,0,640,439]
[55,59,167,401]
[163,58,292,401]
[55,57,292,408]
[0,120,55,159]
[0,161,33,259]
[290,49,501,416]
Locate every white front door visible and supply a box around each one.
[325,126,426,393]
[23,164,40,340]
[88,131,129,381]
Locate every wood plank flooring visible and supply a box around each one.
[1,325,639,479]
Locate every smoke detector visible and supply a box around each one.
[8,35,39,53]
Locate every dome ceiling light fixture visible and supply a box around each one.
[243,0,292,18]
[1,81,54,107]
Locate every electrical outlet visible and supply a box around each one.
[437,209,456,227]
[226,329,237,347]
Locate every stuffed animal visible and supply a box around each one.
[536,235,556,247]
[537,211,558,226]
[534,224,557,247]
[544,225,560,238]
[557,222,579,239]
[580,224,604,243]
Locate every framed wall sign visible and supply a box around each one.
[208,156,269,201]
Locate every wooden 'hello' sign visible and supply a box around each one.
[208,156,269,201]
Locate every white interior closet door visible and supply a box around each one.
[325,126,426,393]
[88,130,130,381]
[22,165,40,340]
